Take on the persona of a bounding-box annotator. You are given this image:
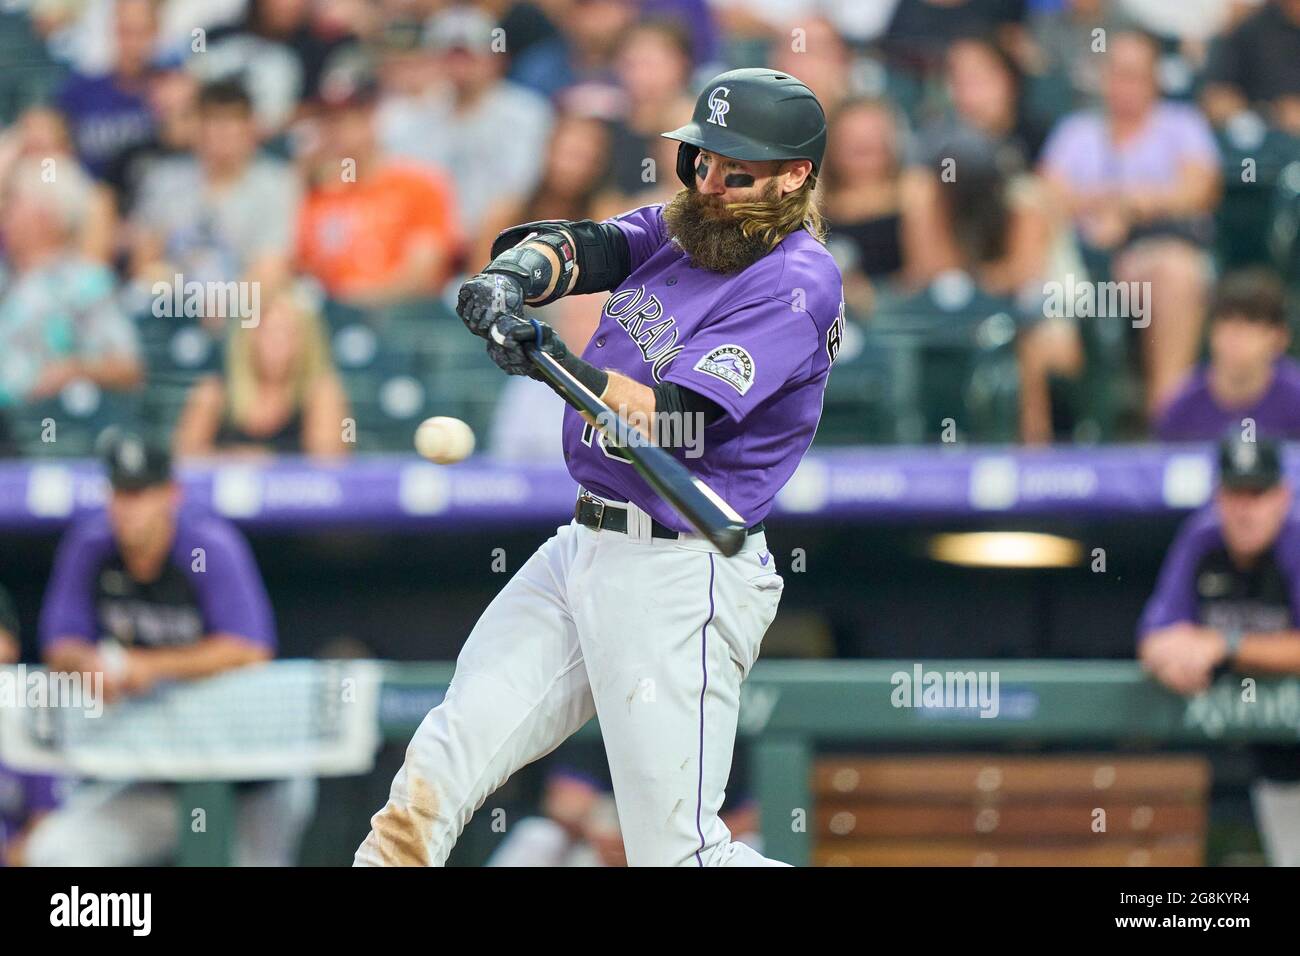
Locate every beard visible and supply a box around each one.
[662,181,782,274]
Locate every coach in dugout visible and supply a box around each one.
[24,430,315,866]
[1139,433,1300,865]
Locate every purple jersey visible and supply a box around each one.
[0,761,62,866]
[1139,506,1300,637]
[1155,358,1300,442]
[56,73,155,179]
[562,204,845,530]
[39,505,276,652]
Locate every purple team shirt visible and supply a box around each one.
[1138,507,1300,637]
[39,505,276,651]
[1155,357,1300,442]
[563,203,846,530]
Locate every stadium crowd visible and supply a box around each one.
[0,0,1296,460]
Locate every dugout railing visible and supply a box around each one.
[161,660,1300,866]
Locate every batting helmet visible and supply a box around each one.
[661,68,828,189]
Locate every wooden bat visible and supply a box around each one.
[524,346,749,557]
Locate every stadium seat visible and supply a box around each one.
[853,276,1021,444]
[7,384,143,458]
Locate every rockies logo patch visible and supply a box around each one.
[694,344,755,395]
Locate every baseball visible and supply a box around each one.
[414,416,475,464]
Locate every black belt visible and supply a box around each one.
[574,492,764,539]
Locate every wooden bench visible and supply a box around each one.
[812,755,1209,866]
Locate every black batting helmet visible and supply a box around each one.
[661,68,828,189]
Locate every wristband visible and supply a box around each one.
[1223,627,1244,660]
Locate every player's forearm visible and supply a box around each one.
[597,371,655,424]
[1231,631,1300,676]
[130,635,270,684]
[44,637,101,672]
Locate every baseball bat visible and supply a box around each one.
[524,346,749,557]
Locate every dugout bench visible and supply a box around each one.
[175,660,1300,866]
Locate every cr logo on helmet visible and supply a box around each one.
[706,87,730,127]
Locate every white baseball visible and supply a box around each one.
[414,416,476,464]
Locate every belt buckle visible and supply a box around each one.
[580,493,606,530]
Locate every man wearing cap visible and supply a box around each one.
[25,431,314,866]
[1139,434,1300,865]
[357,69,842,867]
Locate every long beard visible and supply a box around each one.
[662,182,781,274]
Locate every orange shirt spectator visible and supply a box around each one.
[296,161,461,303]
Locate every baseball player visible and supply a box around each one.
[26,431,316,866]
[356,68,843,867]
[1139,434,1300,865]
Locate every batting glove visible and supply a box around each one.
[486,315,568,378]
[456,272,525,339]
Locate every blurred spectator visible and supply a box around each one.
[101,60,200,217]
[0,158,142,410]
[481,113,612,462]
[709,0,901,46]
[902,132,1053,300]
[488,375,570,465]
[129,80,299,295]
[641,0,721,66]
[1155,269,1300,441]
[1202,0,1300,136]
[1039,30,1221,415]
[44,0,243,76]
[27,431,316,866]
[770,17,853,118]
[197,0,364,133]
[377,5,553,240]
[474,111,609,297]
[910,36,1048,170]
[296,71,460,305]
[0,105,116,263]
[0,3,67,125]
[884,0,1030,79]
[0,583,66,869]
[509,0,635,101]
[173,281,350,458]
[593,20,694,214]
[1139,434,1300,866]
[54,0,160,178]
[902,133,1082,443]
[1026,0,1117,104]
[822,98,910,317]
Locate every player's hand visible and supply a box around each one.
[486,315,569,377]
[1140,624,1225,696]
[456,272,525,339]
[120,649,159,697]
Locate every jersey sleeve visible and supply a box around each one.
[39,517,112,650]
[603,204,667,273]
[660,295,821,425]
[188,516,277,651]
[1137,510,1218,639]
